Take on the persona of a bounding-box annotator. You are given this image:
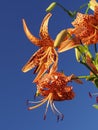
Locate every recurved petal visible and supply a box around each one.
[22,47,45,73]
[58,37,80,53]
[22,53,36,73]
[39,13,53,44]
[22,19,41,46]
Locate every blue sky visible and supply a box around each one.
[1,0,98,130]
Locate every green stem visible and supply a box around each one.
[77,75,89,79]
[78,3,88,13]
[56,3,74,17]
[76,46,98,77]
[74,74,97,81]
[85,4,90,14]
[56,2,88,18]
[94,44,97,53]
[72,75,96,82]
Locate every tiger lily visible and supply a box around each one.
[70,6,98,45]
[27,72,82,120]
[22,13,58,82]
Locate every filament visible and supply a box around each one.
[28,96,48,110]
[43,100,50,120]
[52,102,63,116]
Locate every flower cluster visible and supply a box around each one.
[22,0,98,120]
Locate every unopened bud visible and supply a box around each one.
[54,30,68,48]
[75,48,81,62]
[46,2,57,12]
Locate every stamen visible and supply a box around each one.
[28,99,46,104]
[43,114,47,120]
[92,92,98,96]
[28,97,48,110]
[57,115,60,122]
[43,100,50,120]
[52,102,62,116]
[50,100,64,121]
[50,100,56,114]
[52,102,64,120]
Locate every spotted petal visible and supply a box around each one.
[22,19,41,46]
[58,37,80,53]
[40,13,52,40]
[39,13,54,46]
[22,47,46,73]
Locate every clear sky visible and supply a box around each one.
[1,0,98,130]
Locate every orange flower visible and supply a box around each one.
[22,13,58,82]
[27,72,82,120]
[71,6,98,45]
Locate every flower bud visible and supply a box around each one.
[54,30,68,48]
[75,48,81,62]
[46,2,57,12]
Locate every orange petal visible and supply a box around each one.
[39,13,53,43]
[94,6,98,20]
[58,37,80,53]
[22,46,48,73]
[22,47,44,72]
[33,64,48,82]
[22,19,41,46]
[89,0,98,11]
[22,53,36,73]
